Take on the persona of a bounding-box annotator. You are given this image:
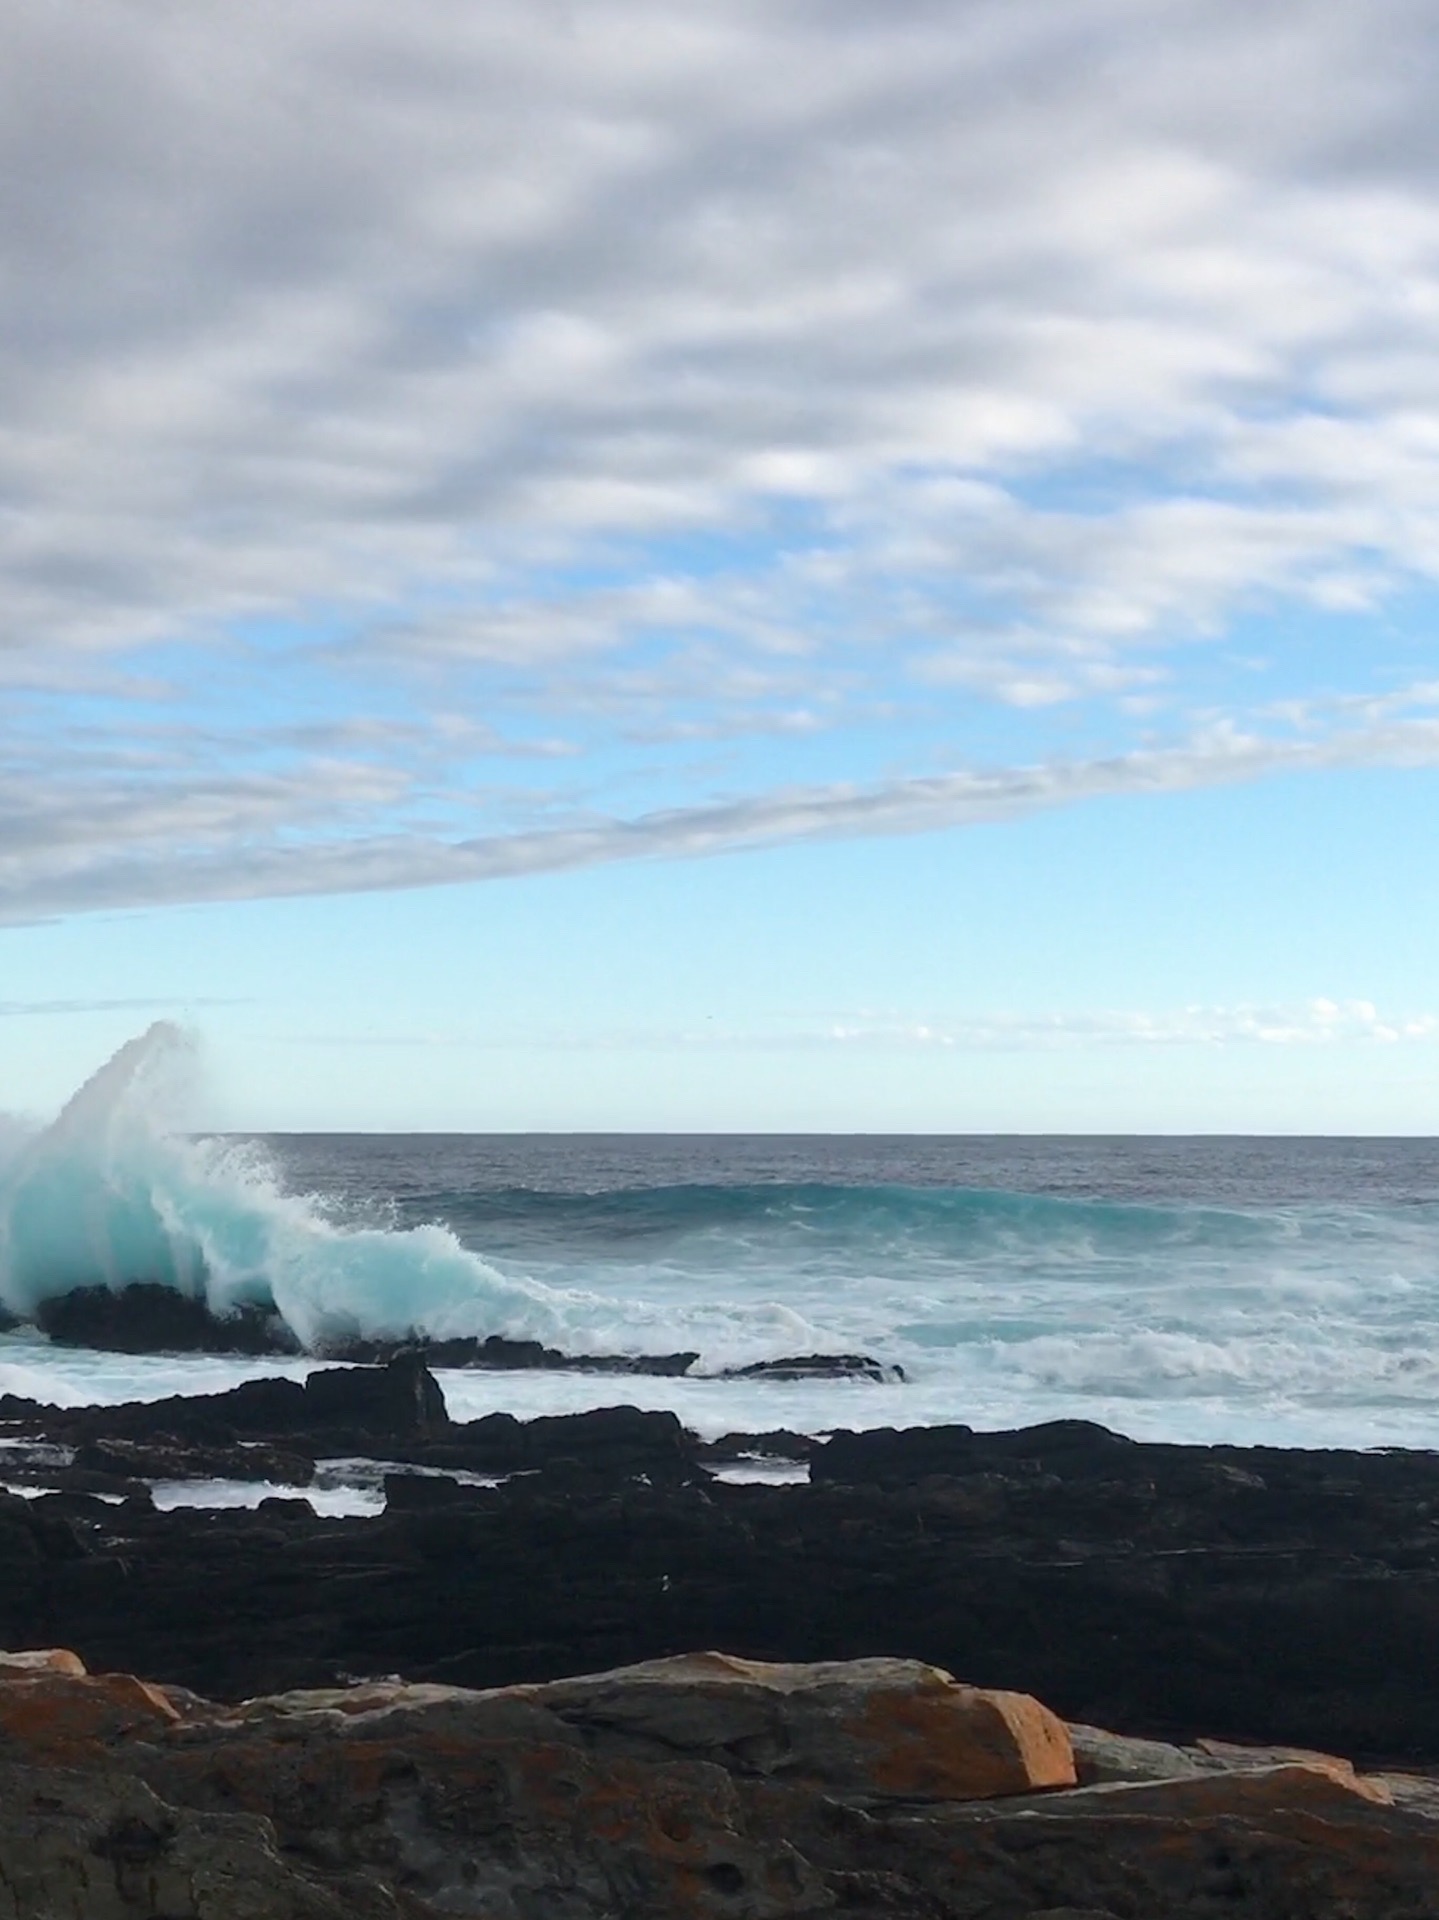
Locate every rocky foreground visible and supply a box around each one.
[4,1356,1439,1912]
[5,1642,1439,1918]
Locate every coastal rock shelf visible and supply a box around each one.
[1,1645,1438,1917]
[4,1359,1439,1770]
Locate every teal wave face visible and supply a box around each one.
[408,1179,1324,1272]
[7,1032,1439,1431]
[0,1027,569,1354]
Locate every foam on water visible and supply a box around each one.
[4,1030,1439,1450]
[0,1025,577,1353]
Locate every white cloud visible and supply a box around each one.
[267,996,1439,1054]
[4,704,1439,924]
[824,999,1439,1050]
[6,2,1439,916]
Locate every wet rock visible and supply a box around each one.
[694,1430,816,1465]
[10,1402,1439,1772]
[433,1403,697,1481]
[812,1418,1136,1485]
[35,1284,299,1357]
[304,1350,445,1434]
[719,1352,902,1383]
[72,1440,316,1486]
[322,1331,703,1375]
[26,1356,446,1451]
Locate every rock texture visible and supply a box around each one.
[8,1374,1439,1769]
[0,1647,1435,1918]
[510,1651,1076,1800]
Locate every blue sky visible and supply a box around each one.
[4,0,1439,1130]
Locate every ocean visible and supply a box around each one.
[2,1025,1439,1452]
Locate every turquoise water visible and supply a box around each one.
[3,1026,1439,1448]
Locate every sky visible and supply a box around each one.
[4,0,1439,1131]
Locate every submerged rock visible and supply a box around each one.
[13,1284,899,1387]
[719,1352,904,1383]
[321,1331,704,1374]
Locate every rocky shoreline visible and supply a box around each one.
[4,1355,1439,1912]
[4,1643,1439,1916]
[15,1281,901,1378]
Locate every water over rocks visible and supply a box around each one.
[21,1278,899,1378]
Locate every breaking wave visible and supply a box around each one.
[0,1025,570,1353]
[5,1027,1439,1450]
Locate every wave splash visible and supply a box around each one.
[0,1025,568,1353]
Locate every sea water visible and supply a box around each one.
[3,1025,1439,1450]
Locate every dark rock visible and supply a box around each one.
[35,1282,299,1356]
[320,1330,701,1375]
[303,1350,446,1434]
[434,1403,698,1482]
[719,1352,902,1383]
[20,1285,712,1374]
[20,1357,447,1452]
[812,1418,1135,1484]
[381,1472,497,1511]
[10,1398,1439,1775]
[72,1438,315,1486]
[695,1430,817,1465]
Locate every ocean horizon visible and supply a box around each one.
[3,1031,1437,1457]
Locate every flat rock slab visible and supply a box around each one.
[516,1651,1077,1800]
[228,1651,1076,1802]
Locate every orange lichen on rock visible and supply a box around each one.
[0,1647,87,1678]
[848,1677,1076,1800]
[530,1651,1076,1800]
[0,1669,179,1764]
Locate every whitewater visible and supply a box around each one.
[3,1023,1439,1449]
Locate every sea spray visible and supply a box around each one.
[0,1024,568,1351]
[8,1040,1439,1451]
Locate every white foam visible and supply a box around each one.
[0,1026,572,1353]
[148,1478,384,1517]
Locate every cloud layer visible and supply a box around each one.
[6,0,1439,918]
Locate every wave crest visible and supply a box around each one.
[0,1025,567,1352]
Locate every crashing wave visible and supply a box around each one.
[0,1025,570,1356]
